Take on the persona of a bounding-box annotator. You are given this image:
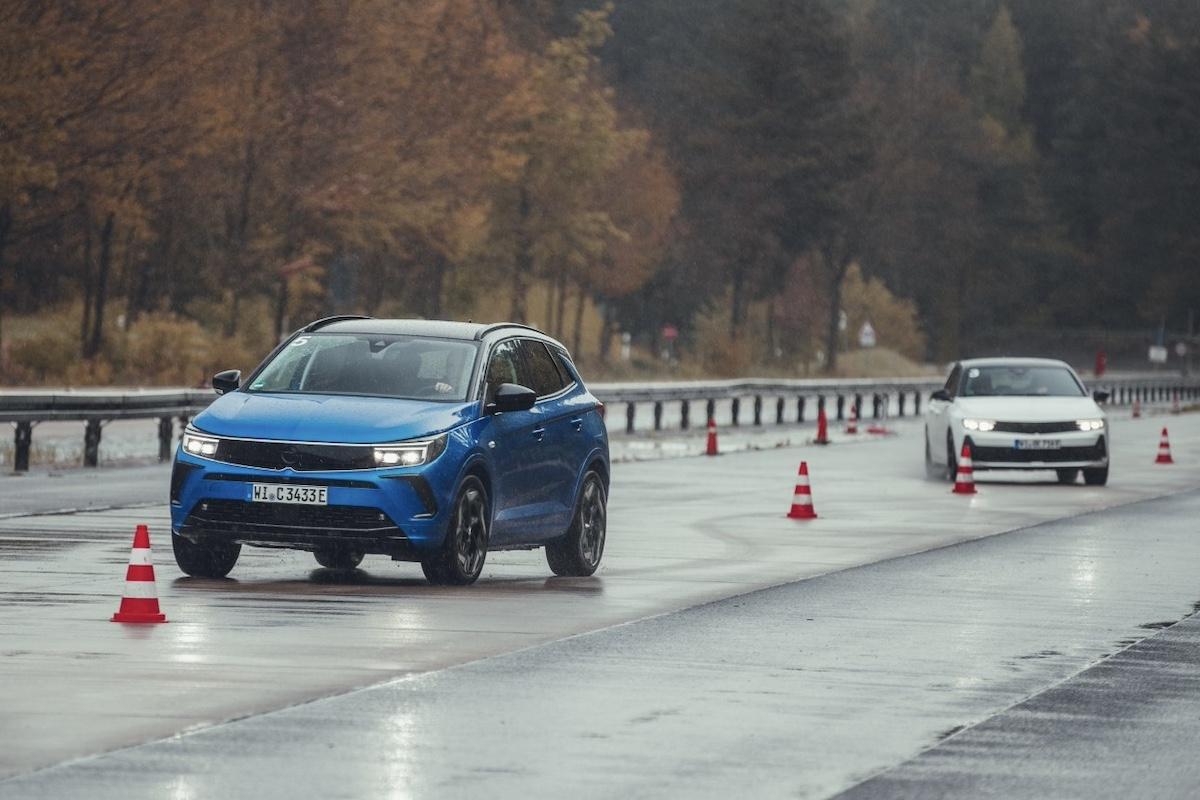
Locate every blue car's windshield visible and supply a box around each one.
[961,366,1084,397]
[246,333,479,402]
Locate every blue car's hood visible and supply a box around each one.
[193,392,476,443]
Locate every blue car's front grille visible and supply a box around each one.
[214,439,375,471]
[187,499,398,532]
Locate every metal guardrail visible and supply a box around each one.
[0,389,216,470]
[2,374,1198,471]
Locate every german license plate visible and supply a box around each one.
[251,484,327,505]
[1014,439,1062,450]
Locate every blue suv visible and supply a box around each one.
[170,317,609,585]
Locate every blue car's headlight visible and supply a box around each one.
[373,434,447,467]
[182,429,220,457]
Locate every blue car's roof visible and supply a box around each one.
[315,318,554,344]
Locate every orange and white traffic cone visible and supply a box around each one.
[814,406,830,445]
[111,524,167,623]
[705,417,719,456]
[846,403,858,435]
[786,462,818,519]
[1132,399,1141,419]
[1155,427,1174,464]
[952,442,977,495]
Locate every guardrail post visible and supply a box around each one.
[872,393,881,419]
[14,422,33,472]
[797,396,806,423]
[836,395,845,421]
[731,397,740,427]
[854,393,863,420]
[653,401,663,432]
[914,393,922,415]
[898,393,907,417]
[775,397,785,425]
[706,398,715,423]
[83,420,102,467]
[680,400,690,430]
[753,395,763,426]
[158,416,174,461]
[625,403,636,434]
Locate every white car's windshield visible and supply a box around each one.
[961,366,1084,397]
[247,333,479,402]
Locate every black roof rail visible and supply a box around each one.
[473,322,548,341]
[302,315,373,332]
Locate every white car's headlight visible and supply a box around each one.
[962,419,996,432]
[373,435,447,467]
[182,430,220,457]
[1076,419,1105,431]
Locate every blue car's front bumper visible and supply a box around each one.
[170,444,463,560]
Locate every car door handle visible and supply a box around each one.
[569,417,584,431]
[532,427,546,440]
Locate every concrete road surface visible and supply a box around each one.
[0,411,1197,796]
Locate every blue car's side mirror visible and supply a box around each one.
[212,369,241,395]
[488,383,536,414]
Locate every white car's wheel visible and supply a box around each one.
[924,432,942,479]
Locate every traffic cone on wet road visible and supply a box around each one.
[846,403,858,435]
[814,407,830,445]
[787,462,818,519]
[1155,427,1174,464]
[952,442,977,495]
[111,525,167,623]
[705,417,719,456]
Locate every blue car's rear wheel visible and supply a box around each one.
[546,471,606,577]
[422,476,488,586]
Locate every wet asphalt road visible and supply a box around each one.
[4,490,1200,798]
[839,612,1200,799]
[1,411,1198,796]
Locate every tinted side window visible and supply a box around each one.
[484,340,522,402]
[548,347,578,385]
[519,340,567,398]
[944,365,962,398]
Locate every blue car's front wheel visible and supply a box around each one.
[546,471,606,577]
[422,476,489,585]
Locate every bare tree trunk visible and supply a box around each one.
[274,277,288,343]
[510,186,532,324]
[86,212,115,359]
[598,303,614,362]
[555,271,568,340]
[543,268,556,333]
[729,271,745,340]
[0,202,11,371]
[572,282,586,356]
[823,251,849,375]
[80,211,93,355]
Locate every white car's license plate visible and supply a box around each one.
[1014,439,1062,450]
[251,484,328,505]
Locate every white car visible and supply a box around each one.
[924,357,1110,485]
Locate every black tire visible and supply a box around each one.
[1083,466,1109,486]
[421,476,489,586]
[172,533,240,578]
[1056,468,1079,485]
[313,546,364,570]
[945,435,958,482]
[924,433,942,479]
[546,471,607,577]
